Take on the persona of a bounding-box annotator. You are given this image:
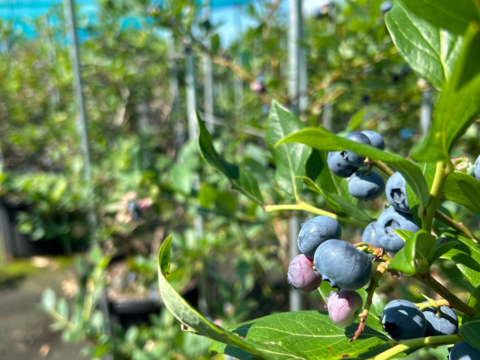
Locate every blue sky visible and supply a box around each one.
[0,0,328,43]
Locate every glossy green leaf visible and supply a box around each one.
[266,102,311,199]
[198,184,217,208]
[275,122,430,210]
[442,250,480,272]
[441,231,480,287]
[467,287,480,312]
[429,237,459,265]
[385,1,463,89]
[443,172,480,213]
[457,29,480,88]
[41,288,56,310]
[410,25,480,162]
[198,114,264,206]
[389,230,435,275]
[400,0,480,35]
[157,236,277,360]
[394,229,414,243]
[346,108,366,132]
[405,162,437,224]
[209,311,387,360]
[459,314,480,351]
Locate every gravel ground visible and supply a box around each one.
[0,265,87,360]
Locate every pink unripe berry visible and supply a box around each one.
[325,290,363,327]
[287,255,322,292]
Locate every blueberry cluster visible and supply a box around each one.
[327,130,385,201]
[380,299,459,341]
[287,216,371,326]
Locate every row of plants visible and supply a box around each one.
[3,0,479,359]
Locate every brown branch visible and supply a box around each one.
[413,273,477,317]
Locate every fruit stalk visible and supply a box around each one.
[349,265,385,342]
[413,273,478,317]
[422,161,449,232]
[371,334,462,360]
[264,202,368,228]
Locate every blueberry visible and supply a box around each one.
[344,132,371,167]
[361,130,385,150]
[381,299,426,341]
[386,172,411,213]
[298,216,342,258]
[362,222,381,248]
[287,255,322,292]
[377,207,419,253]
[325,290,363,327]
[422,304,458,336]
[348,170,385,201]
[327,151,358,178]
[449,341,480,360]
[474,155,480,181]
[314,240,372,290]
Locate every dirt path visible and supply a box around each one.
[0,266,87,360]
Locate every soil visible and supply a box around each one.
[0,265,87,360]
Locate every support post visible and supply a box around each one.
[203,0,214,133]
[288,0,303,312]
[421,87,432,136]
[65,0,97,243]
[234,4,244,121]
[168,38,182,146]
[322,2,335,131]
[185,48,208,316]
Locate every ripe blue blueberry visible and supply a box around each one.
[287,255,322,292]
[362,222,381,248]
[449,341,480,360]
[327,151,358,178]
[386,172,411,213]
[422,305,458,337]
[474,155,480,181]
[381,299,426,341]
[298,216,342,258]
[377,206,419,253]
[348,170,385,201]
[325,290,363,327]
[361,130,385,150]
[314,240,372,290]
[344,132,371,167]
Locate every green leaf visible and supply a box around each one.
[125,326,139,343]
[385,1,463,89]
[157,236,283,360]
[389,230,436,275]
[305,149,337,195]
[400,0,480,35]
[275,123,430,211]
[429,237,459,265]
[57,298,68,319]
[442,250,480,272]
[457,29,480,88]
[441,231,480,287]
[467,286,480,312]
[443,172,480,213]
[265,102,311,199]
[211,33,220,54]
[41,288,56,310]
[459,314,480,351]
[209,311,387,360]
[346,108,366,132]
[198,114,264,206]
[198,184,217,208]
[393,229,414,242]
[170,165,194,195]
[410,25,480,162]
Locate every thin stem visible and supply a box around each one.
[370,159,478,241]
[367,158,394,176]
[413,273,478,316]
[372,334,462,360]
[434,211,479,242]
[48,308,76,330]
[423,162,448,232]
[350,265,386,342]
[265,202,368,228]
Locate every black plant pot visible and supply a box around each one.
[108,297,162,328]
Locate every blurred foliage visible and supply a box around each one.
[1,0,478,359]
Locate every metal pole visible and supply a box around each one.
[322,2,335,131]
[185,49,208,316]
[203,0,214,133]
[65,0,97,242]
[421,88,432,136]
[288,0,303,312]
[168,38,182,146]
[234,5,244,121]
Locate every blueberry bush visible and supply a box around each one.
[156,1,480,359]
